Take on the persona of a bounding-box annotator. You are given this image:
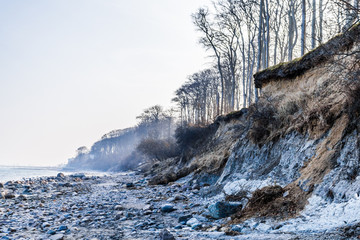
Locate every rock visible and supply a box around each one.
[0,183,3,188]
[167,197,176,202]
[47,229,56,235]
[144,210,152,215]
[208,202,242,219]
[231,225,243,232]
[174,194,187,201]
[178,215,192,224]
[159,229,175,240]
[161,204,175,213]
[126,212,135,218]
[142,204,151,211]
[256,223,272,232]
[70,173,85,179]
[56,173,65,179]
[42,222,51,228]
[207,225,220,232]
[192,223,202,230]
[49,234,64,240]
[17,195,27,200]
[22,189,31,194]
[114,205,124,211]
[57,225,68,231]
[125,182,134,188]
[4,193,15,199]
[186,217,201,228]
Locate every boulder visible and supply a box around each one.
[178,214,192,224]
[56,173,65,179]
[70,173,85,179]
[125,182,134,188]
[208,201,242,219]
[161,204,175,213]
[186,217,202,229]
[159,229,175,240]
[4,193,15,199]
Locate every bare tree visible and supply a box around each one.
[193,9,226,114]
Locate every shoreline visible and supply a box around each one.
[0,172,353,240]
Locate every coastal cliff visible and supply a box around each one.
[147,24,360,234]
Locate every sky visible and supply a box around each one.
[0,0,211,166]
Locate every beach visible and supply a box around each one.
[0,172,353,240]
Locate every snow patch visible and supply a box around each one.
[278,194,360,232]
[223,178,274,196]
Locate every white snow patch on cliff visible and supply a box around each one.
[223,178,275,196]
[278,194,360,233]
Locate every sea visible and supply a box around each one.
[0,166,102,182]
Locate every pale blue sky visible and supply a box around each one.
[0,0,210,166]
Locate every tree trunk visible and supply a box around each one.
[288,1,294,61]
[319,0,323,44]
[255,0,264,102]
[311,0,317,49]
[301,0,306,56]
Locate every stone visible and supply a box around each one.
[174,194,187,201]
[231,225,243,232]
[56,173,65,179]
[17,195,27,200]
[186,218,201,228]
[4,193,15,199]
[207,225,220,232]
[23,189,31,194]
[208,202,242,219]
[125,182,134,188]
[114,205,124,211]
[192,223,202,230]
[126,212,135,218]
[178,215,192,224]
[70,173,85,179]
[49,234,64,240]
[47,229,56,235]
[42,222,51,228]
[167,197,176,202]
[159,229,175,240]
[161,204,175,213]
[142,204,151,211]
[256,223,272,232]
[57,225,68,231]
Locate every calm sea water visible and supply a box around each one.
[0,166,93,182]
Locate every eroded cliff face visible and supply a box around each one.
[149,24,360,233]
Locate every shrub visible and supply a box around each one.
[175,125,215,152]
[345,79,360,120]
[136,138,179,161]
[247,104,277,144]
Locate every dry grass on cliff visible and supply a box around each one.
[230,185,308,223]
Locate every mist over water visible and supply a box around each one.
[0,166,63,182]
[0,166,107,182]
